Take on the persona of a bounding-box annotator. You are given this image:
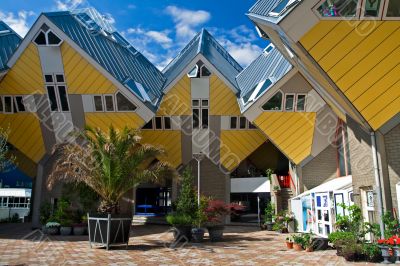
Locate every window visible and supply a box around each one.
[192,99,208,129]
[262,91,283,111]
[230,117,237,129]
[155,117,163,129]
[55,74,64,83]
[164,117,172,129]
[239,117,247,129]
[116,92,137,111]
[200,65,211,77]
[94,96,103,112]
[336,119,351,177]
[142,119,153,129]
[104,95,114,111]
[264,44,274,54]
[47,86,58,111]
[386,0,400,17]
[243,79,273,104]
[249,122,257,129]
[34,30,62,46]
[284,94,295,111]
[45,74,69,112]
[14,96,26,112]
[0,96,3,112]
[296,94,306,111]
[363,0,383,17]
[44,74,53,83]
[188,65,199,78]
[317,0,358,17]
[269,0,300,16]
[4,96,13,113]
[58,86,69,111]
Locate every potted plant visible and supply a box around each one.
[292,234,304,251]
[191,196,209,243]
[47,126,174,250]
[45,222,60,235]
[378,236,396,263]
[264,202,274,231]
[328,231,355,256]
[204,200,229,242]
[166,214,193,242]
[342,239,362,262]
[54,198,73,236]
[39,201,51,233]
[60,219,73,235]
[303,233,313,252]
[285,236,293,249]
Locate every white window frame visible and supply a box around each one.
[142,118,154,130]
[163,116,172,130]
[312,0,363,20]
[33,29,63,47]
[154,116,163,130]
[93,95,104,112]
[14,96,27,113]
[230,116,238,129]
[383,0,400,20]
[56,85,70,112]
[3,96,13,114]
[360,0,386,19]
[284,93,295,112]
[200,65,211,78]
[260,90,284,112]
[104,94,115,112]
[295,94,307,112]
[45,74,70,113]
[192,98,209,129]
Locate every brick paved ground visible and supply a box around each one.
[0,223,378,266]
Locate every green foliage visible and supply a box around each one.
[265,168,273,181]
[0,127,16,173]
[328,231,356,246]
[383,212,399,239]
[291,233,313,248]
[362,243,381,261]
[166,214,192,226]
[264,202,274,223]
[194,196,209,227]
[52,198,73,227]
[48,125,174,214]
[39,201,52,225]
[335,204,362,233]
[175,167,197,219]
[62,183,99,213]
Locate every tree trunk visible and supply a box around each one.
[98,200,119,214]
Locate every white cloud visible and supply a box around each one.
[127,4,136,9]
[145,31,172,47]
[226,42,262,67]
[55,0,84,10]
[126,27,172,49]
[0,10,35,37]
[165,6,210,41]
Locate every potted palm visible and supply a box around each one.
[166,167,197,242]
[47,126,174,249]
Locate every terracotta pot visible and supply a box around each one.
[286,242,293,249]
[293,243,303,251]
[305,247,313,252]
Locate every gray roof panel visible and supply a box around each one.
[248,0,282,17]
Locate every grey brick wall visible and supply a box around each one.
[385,124,400,212]
[301,144,337,190]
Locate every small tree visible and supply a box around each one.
[176,166,197,219]
[0,127,16,173]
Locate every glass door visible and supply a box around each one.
[315,192,331,237]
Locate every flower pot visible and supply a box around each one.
[73,226,86,235]
[379,245,391,264]
[191,228,205,243]
[60,226,72,235]
[88,213,132,250]
[286,242,293,249]
[393,246,400,263]
[46,227,59,235]
[172,225,192,242]
[305,247,313,252]
[293,243,303,251]
[208,226,224,242]
[265,222,274,231]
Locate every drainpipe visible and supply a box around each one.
[371,131,385,238]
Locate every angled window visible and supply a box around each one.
[284,94,295,111]
[142,119,153,130]
[263,44,274,54]
[200,65,211,77]
[230,116,237,129]
[14,96,26,112]
[386,0,400,17]
[47,31,62,45]
[317,0,358,17]
[116,92,137,111]
[34,31,46,45]
[269,0,300,17]
[94,96,103,112]
[4,96,13,113]
[104,95,114,111]
[47,86,58,111]
[164,117,172,130]
[244,79,274,104]
[187,65,199,78]
[296,94,306,112]
[248,121,257,129]
[262,91,283,111]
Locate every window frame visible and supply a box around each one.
[383,0,400,19]
[14,96,26,112]
[104,94,115,112]
[3,96,13,114]
[295,94,307,112]
[115,91,137,112]
[93,95,104,112]
[230,116,238,129]
[260,90,284,112]
[142,118,154,130]
[284,93,295,112]
[163,116,172,130]
[312,0,363,20]
[154,116,163,130]
[33,29,63,47]
[192,98,209,129]
[44,74,70,113]
[360,0,386,19]
[200,65,211,77]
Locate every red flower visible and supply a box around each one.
[378,239,386,244]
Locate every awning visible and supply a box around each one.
[0,188,32,197]
[291,175,352,200]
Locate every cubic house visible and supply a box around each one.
[247,0,400,236]
[0,0,397,238]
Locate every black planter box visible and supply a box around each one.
[87,213,132,250]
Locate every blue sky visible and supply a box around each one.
[0,0,268,69]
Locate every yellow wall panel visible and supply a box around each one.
[157,76,191,116]
[60,42,117,94]
[254,112,316,164]
[220,130,267,171]
[141,131,182,168]
[85,112,145,133]
[0,113,45,163]
[301,20,400,130]
[210,75,241,116]
[0,43,45,95]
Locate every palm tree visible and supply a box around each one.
[47,125,175,214]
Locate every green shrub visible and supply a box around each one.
[362,243,381,262]
[166,214,192,226]
[264,202,274,223]
[328,231,355,246]
[175,167,197,219]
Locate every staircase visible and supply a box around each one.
[280,188,293,211]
